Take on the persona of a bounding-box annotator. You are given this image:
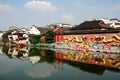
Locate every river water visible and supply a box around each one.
[0,45,120,80]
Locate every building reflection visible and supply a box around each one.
[0,45,120,75]
[8,46,29,59]
[53,49,120,74]
[54,50,63,70]
[54,49,120,70]
[3,45,41,64]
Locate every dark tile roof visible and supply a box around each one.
[37,27,53,34]
[70,20,113,30]
[63,29,120,35]
[61,20,120,35]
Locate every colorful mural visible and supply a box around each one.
[55,33,120,53]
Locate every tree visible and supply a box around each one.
[29,35,40,44]
[44,30,54,43]
[29,47,40,56]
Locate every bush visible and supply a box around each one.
[44,30,54,43]
[29,35,40,44]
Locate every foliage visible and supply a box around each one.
[29,48,54,63]
[44,30,54,43]
[29,30,54,44]
[2,45,9,54]
[2,30,13,43]
[29,35,40,44]
[29,47,40,56]
[2,45,12,58]
[43,50,54,63]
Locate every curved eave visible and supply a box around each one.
[63,29,120,35]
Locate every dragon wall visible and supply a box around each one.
[55,33,120,53]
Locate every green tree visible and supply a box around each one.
[2,30,13,43]
[44,30,54,43]
[29,35,40,44]
[29,47,40,56]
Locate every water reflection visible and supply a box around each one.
[0,44,120,79]
[55,49,120,69]
[25,65,56,78]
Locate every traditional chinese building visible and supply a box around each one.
[54,19,120,53]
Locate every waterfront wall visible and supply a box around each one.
[55,33,120,53]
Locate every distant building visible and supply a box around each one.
[49,23,73,28]
[29,25,41,35]
[37,27,53,35]
[8,28,29,47]
[99,18,120,28]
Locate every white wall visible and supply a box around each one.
[29,27,40,35]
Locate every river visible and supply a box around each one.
[0,45,120,80]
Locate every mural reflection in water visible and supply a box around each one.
[54,49,120,69]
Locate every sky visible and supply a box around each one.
[0,0,120,30]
